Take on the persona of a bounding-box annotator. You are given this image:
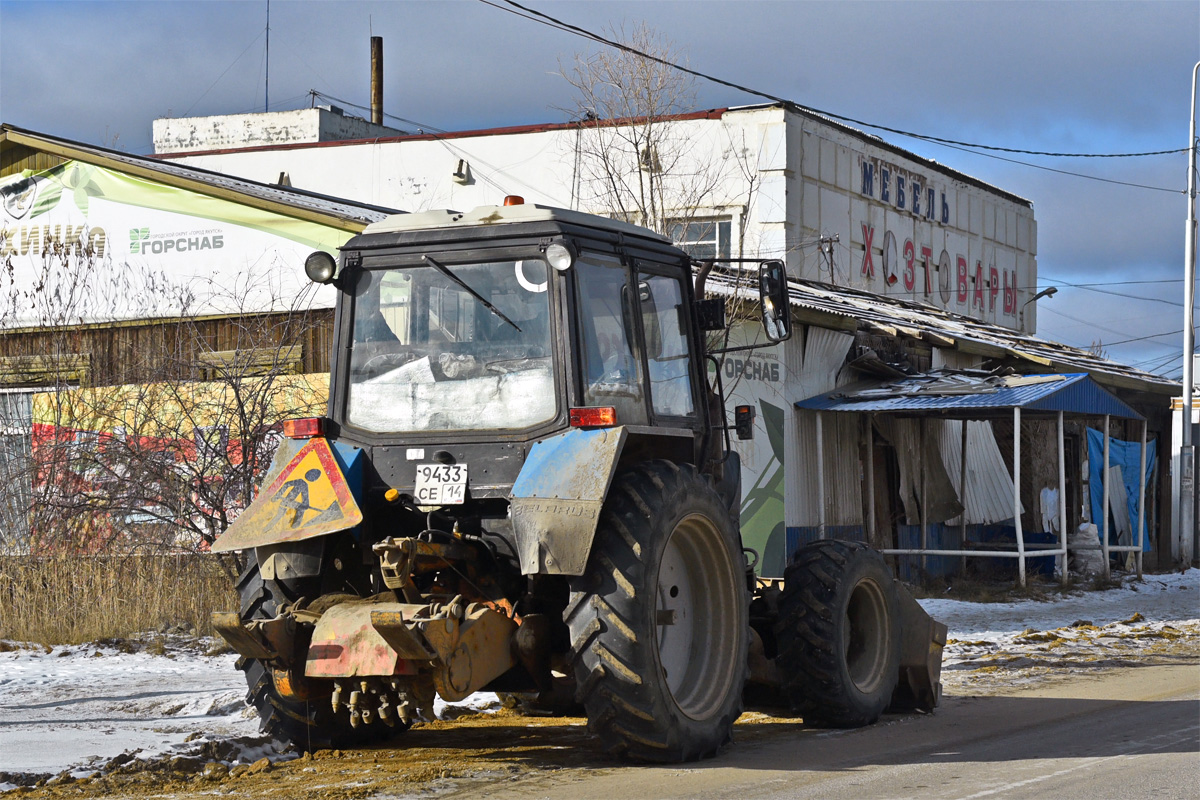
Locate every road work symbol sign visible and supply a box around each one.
[211,438,363,552]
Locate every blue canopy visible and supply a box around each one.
[795,372,1142,420]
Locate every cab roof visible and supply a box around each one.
[361,202,672,243]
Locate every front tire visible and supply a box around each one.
[566,461,748,762]
[774,540,900,727]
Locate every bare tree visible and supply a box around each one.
[0,235,327,575]
[560,23,769,365]
[560,23,755,243]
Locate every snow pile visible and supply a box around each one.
[918,569,1200,692]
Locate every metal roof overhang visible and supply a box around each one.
[1,124,396,232]
[795,373,1143,421]
[703,270,1178,399]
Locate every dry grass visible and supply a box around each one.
[0,554,237,646]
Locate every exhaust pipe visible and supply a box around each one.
[370,36,383,125]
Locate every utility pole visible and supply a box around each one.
[1179,60,1199,563]
[265,0,271,113]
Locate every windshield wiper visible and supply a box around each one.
[424,255,522,333]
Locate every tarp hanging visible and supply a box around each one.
[1086,428,1154,552]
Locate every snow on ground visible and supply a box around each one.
[0,570,1195,784]
[0,639,266,781]
[919,568,1200,694]
[0,635,501,783]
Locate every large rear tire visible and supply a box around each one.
[774,540,900,728]
[235,554,400,750]
[566,461,748,762]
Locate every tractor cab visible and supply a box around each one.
[304,198,788,503]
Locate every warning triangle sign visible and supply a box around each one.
[212,438,363,553]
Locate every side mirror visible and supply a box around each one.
[758,260,791,343]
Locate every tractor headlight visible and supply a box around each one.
[545,242,575,271]
[305,251,337,284]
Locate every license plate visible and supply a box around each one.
[413,463,468,505]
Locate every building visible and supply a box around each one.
[154,103,1181,574]
[0,124,397,552]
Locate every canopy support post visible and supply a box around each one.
[960,419,969,576]
[920,419,928,577]
[1138,419,1147,579]
[1103,414,1111,579]
[1058,410,1068,587]
[866,414,876,545]
[1014,407,1026,587]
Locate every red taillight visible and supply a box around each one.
[282,417,324,438]
[503,194,524,206]
[569,407,617,427]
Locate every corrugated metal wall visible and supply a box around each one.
[785,325,859,527]
[873,417,1022,527]
[937,419,1023,525]
[0,392,33,553]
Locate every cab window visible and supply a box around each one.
[574,256,648,425]
[638,271,695,418]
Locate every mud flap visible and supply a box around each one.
[509,426,627,575]
[889,582,948,711]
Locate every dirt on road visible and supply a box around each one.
[9,628,1198,800]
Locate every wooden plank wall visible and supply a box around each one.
[0,309,335,387]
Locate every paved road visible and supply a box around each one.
[439,665,1198,800]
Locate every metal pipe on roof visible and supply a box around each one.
[1014,407,1026,587]
[371,36,384,126]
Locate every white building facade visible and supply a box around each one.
[160,104,1039,334]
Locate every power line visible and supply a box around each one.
[888,133,1182,193]
[1102,329,1193,348]
[184,30,266,117]
[309,90,573,206]
[489,0,1188,163]
[1035,277,1186,308]
[1039,304,1183,346]
[1039,276,1182,288]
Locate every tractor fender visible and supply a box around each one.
[211,437,365,553]
[508,426,628,575]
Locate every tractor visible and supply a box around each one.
[211,198,946,762]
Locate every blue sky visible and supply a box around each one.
[1,0,1197,376]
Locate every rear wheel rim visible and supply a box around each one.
[844,577,889,694]
[655,513,741,720]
